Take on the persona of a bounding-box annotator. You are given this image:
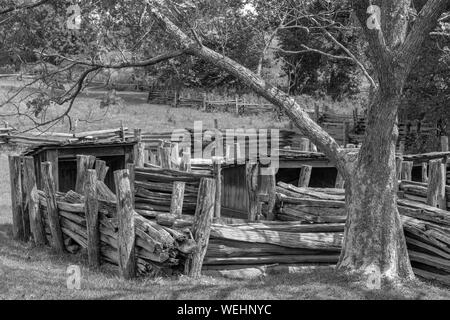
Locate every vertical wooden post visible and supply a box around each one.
[335,171,345,189]
[149,150,157,166]
[41,162,65,253]
[214,118,219,130]
[298,165,312,188]
[9,156,25,241]
[265,166,276,221]
[399,140,406,155]
[170,143,180,170]
[246,162,259,221]
[187,178,216,278]
[95,160,108,182]
[235,95,239,116]
[126,163,135,209]
[120,120,125,142]
[202,93,207,111]
[46,150,59,192]
[159,145,172,169]
[422,163,429,183]
[134,129,145,168]
[401,161,413,181]
[314,104,320,122]
[235,142,243,165]
[299,138,310,151]
[440,159,447,210]
[343,121,349,147]
[440,136,449,152]
[22,157,45,246]
[396,156,403,181]
[75,155,96,194]
[440,136,448,205]
[173,91,178,108]
[114,169,136,279]
[170,149,190,217]
[427,159,446,209]
[85,170,100,267]
[212,157,222,219]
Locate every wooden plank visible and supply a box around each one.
[246,162,259,221]
[9,156,26,241]
[422,163,428,183]
[75,155,96,194]
[159,145,172,169]
[212,157,222,219]
[401,161,413,181]
[114,169,136,279]
[95,160,108,182]
[427,159,446,208]
[41,162,65,253]
[187,178,216,278]
[126,163,135,209]
[85,170,100,267]
[298,165,312,188]
[22,157,46,246]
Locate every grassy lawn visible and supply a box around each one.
[1,221,450,300]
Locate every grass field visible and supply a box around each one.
[1,83,450,300]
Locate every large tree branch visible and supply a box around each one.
[352,0,391,69]
[148,0,349,175]
[397,0,449,74]
[0,0,49,15]
[35,50,186,69]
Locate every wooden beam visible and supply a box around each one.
[401,161,413,181]
[427,159,446,209]
[396,156,403,181]
[187,178,216,278]
[422,163,428,183]
[126,163,135,208]
[22,157,45,246]
[159,145,172,169]
[95,160,108,182]
[85,169,100,267]
[246,162,259,221]
[212,157,222,219]
[9,156,25,241]
[441,136,449,152]
[46,150,59,192]
[298,165,312,188]
[114,169,136,279]
[41,162,65,253]
[75,155,96,194]
[170,149,191,217]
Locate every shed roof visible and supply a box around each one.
[22,140,136,157]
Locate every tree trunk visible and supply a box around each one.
[337,90,414,281]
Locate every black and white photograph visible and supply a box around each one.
[0,0,449,305]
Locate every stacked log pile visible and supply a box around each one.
[275,182,450,285]
[133,166,212,216]
[203,222,343,269]
[37,185,196,277]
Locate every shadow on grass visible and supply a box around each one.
[1,221,449,300]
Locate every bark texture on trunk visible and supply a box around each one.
[337,90,414,280]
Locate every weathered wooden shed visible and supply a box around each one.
[220,150,340,218]
[23,141,136,193]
